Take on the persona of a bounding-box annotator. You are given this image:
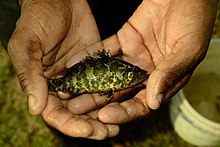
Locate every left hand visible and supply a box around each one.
[8,0,119,139]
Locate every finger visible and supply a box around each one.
[67,93,108,114]
[66,85,144,114]
[41,94,94,138]
[98,90,151,124]
[102,34,122,55]
[57,91,72,99]
[86,110,119,139]
[42,95,119,139]
[8,34,47,115]
[106,124,120,138]
[146,53,194,110]
[87,119,119,140]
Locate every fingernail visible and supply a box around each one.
[28,95,38,115]
[156,93,163,104]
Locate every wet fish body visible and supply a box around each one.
[48,51,147,98]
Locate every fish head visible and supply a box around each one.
[127,66,148,86]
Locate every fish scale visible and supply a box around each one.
[48,50,148,98]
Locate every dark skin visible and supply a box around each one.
[8,0,217,139]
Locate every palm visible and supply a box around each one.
[117,0,214,101]
[9,0,118,139]
[27,1,100,74]
[96,0,216,124]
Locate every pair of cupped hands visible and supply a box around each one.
[8,0,217,140]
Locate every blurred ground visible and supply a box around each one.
[0,1,220,147]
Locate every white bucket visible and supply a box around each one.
[169,38,220,146]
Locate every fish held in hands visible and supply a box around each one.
[48,50,148,99]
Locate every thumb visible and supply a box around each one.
[20,72,48,115]
[146,53,193,110]
[8,33,47,115]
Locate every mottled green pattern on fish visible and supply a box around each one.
[48,50,148,98]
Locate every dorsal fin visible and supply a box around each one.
[92,50,110,59]
[82,50,110,63]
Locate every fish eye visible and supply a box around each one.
[133,66,139,72]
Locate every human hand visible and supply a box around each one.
[8,0,119,139]
[98,0,217,124]
[66,0,217,124]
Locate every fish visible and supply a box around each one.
[48,50,148,98]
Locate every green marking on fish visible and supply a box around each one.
[48,50,148,98]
